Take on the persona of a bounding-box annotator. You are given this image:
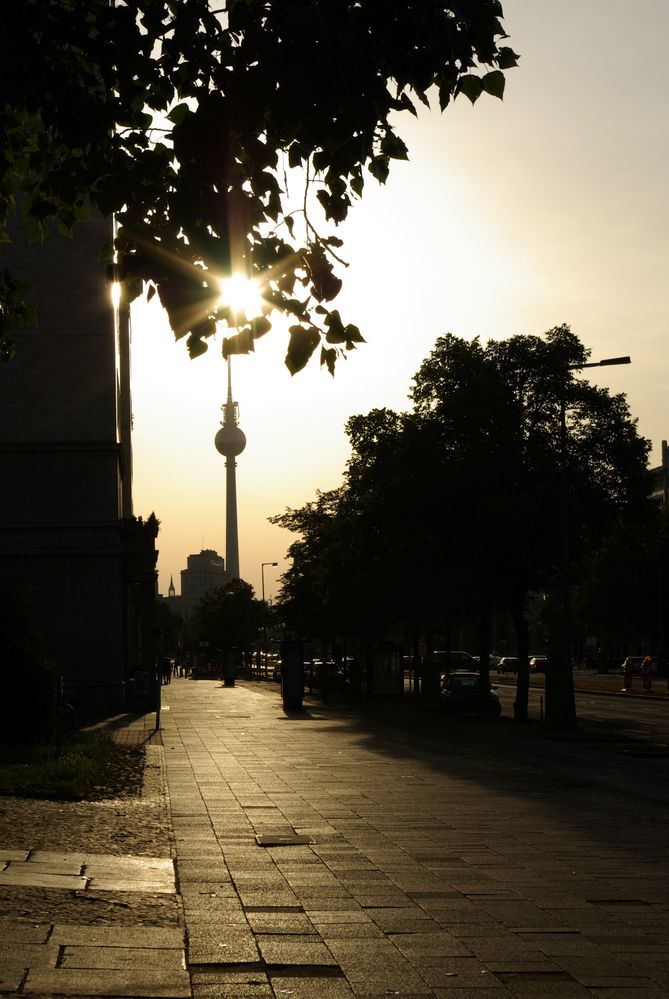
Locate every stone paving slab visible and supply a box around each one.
[0,849,176,894]
[156,679,669,998]
[23,967,191,996]
[60,944,184,970]
[0,869,88,890]
[50,924,186,947]
[0,963,25,993]
[0,919,189,997]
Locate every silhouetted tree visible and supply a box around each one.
[573,507,668,666]
[412,326,651,726]
[271,326,650,726]
[1,1,517,369]
[271,489,351,645]
[186,579,263,654]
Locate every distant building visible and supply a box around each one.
[650,440,669,506]
[158,574,184,619]
[180,549,229,619]
[0,214,158,715]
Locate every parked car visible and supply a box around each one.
[497,656,518,674]
[434,650,477,673]
[529,656,548,673]
[441,670,502,717]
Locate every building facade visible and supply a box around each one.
[650,440,669,507]
[0,216,157,715]
[180,549,229,619]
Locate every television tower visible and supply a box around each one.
[214,357,246,579]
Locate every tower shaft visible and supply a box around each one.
[226,456,240,579]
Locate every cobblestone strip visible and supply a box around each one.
[0,739,192,997]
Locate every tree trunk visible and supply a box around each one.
[411,626,421,698]
[511,591,530,724]
[476,612,491,715]
[544,582,577,729]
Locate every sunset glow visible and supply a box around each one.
[130,0,669,602]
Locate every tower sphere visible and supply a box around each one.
[215,425,247,457]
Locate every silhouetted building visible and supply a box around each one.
[180,549,229,619]
[0,215,157,715]
[650,440,669,506]
[158,574,184,618]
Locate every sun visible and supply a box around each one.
[218,273,265,322]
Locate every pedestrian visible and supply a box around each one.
[642,655,653,692]
[159,656,171,685]
[622,657,633,691]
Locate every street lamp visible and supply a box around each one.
[549,355,631,729]
[261,561,278,671]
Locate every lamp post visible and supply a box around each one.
[261,561,278,672]
[548,355,631,729]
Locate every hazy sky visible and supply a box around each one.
[131,0,669,602]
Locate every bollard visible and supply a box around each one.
[280,640,304,710]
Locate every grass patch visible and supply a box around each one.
[0,733,145,801]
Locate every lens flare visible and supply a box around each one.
[218,274,264,320]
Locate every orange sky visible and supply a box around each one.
[130,0,669,601]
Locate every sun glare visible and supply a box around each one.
[218,273,264,321]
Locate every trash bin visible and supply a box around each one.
[280,640,304,709]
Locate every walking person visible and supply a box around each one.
[642,655,653,692]
[622,657,633,692]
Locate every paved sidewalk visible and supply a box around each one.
[159,678,669,998]
[3,678,669,997]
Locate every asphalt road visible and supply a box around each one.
[494,673,669,742]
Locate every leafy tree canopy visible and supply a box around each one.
[186,578,263,649]
[1,0,517,370]
[272,326,651,665]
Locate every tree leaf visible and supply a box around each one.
[344,323,365,344]
[187,335,208,359]
[324,309,346,344]
[457,75,484,104]
[286,324,321,375]
[368,155,390,184]
[222,328,255,356]
[482,70,505,99]
[167,102,190,124]
[381,131,409,161]
[497,47,520,70]
[252,315,271,338]
[321,346,337,376]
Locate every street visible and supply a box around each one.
[494,672,669,744]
